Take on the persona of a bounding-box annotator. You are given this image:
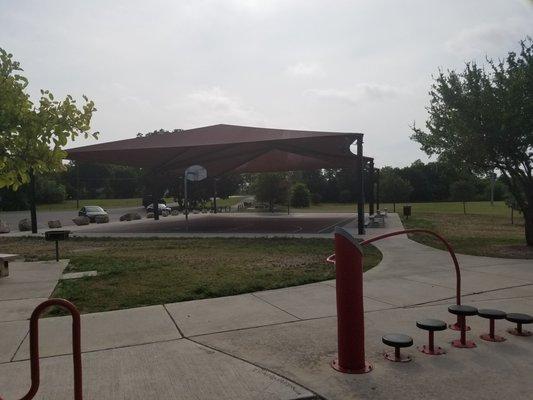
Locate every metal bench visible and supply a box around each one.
[416,318,447,355]
[506,313,533,337]
[382,333,413,362]
[448,304,478,348]
[0,253,19,278]
[478,309,507,342]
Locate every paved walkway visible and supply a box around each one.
[1,214,532,399]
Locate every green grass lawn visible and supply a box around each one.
[402,212,531,259]
[293,200,530,259]
[295,201,511,216]
[37,196,246,211]
[0,237,381,314]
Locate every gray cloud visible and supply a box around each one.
[1,0,531,166]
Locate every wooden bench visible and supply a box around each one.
[0,254,19,278]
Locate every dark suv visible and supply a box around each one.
[78,206,108,222]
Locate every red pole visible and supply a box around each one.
[331,227,372,374]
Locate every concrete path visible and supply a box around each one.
[1,214,532,399]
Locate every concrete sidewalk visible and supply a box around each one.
[1,214,532,399]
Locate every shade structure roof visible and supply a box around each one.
[66,124,369,176]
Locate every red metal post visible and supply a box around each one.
[331,227,372,374]
[0,299,82,400]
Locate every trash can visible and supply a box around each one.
[403,205,412,219]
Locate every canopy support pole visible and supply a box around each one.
[152,183,159,221]
[368,160,375,215]
[376,168,380,211]
[357,138,365,235]
[213,178,218,214]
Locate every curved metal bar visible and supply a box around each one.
[326,229,462,306]
[0,299,82,400]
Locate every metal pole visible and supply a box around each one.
[332,227,372,374]
[152,184,159,221]
[29,168,38,234]
[368,160,375,215]
[55,240,59,262]
[490,173,495,206]
[213,178,217,214]
[287,172,291,215]
[376,169,380,211]
[76,163,80,209]
[184,172,189,231]
[356,138,365,235]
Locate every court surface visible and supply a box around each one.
[74,213,356,234]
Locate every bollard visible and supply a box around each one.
[331,227,372,374]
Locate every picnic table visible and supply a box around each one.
[0,253,19,278]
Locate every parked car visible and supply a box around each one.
[146,203,172,213]
[142,195,166,208]
[78,206,108,222]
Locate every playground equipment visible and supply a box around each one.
[0,299,82,400]
[478,309,507,342]
[331,228,372,373]
[506,313,533,336]
[329,227,532,372]
[328,228,467,331]
[381,334,413,362]
[448,305,478,348]
[416,319,447,355]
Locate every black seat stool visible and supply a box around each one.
[416,319,447,355]
[478,309,506,342]
[506,313,533,337]
[448,305,477,348]
[382,333,413,362]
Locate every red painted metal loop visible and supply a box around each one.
[0,299,83,400]
[327,229,463,307]
[360,229,462,306]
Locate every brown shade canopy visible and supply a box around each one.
[66,124,369,176]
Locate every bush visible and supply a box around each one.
[36,178,66,204]
[291,183,311,208]
[311,192,322,204]
[339,190,352,203]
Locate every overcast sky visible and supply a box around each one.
[1,0,532,167]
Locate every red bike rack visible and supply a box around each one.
[0,299,83,400]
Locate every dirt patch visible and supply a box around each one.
[492,245,533,259]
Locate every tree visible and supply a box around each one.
[0,48,97,232]
[412,38,533,246]
[291,183,311,208]
[252,173,288,212]
[449,180,476,214]
[379,167,413,211]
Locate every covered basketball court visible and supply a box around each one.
[66,124,376,234]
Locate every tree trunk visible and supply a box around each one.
[463,201,466,215]
[525,205,533,246]
[29,169,37,233]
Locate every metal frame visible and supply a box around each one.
[0,299,83,400]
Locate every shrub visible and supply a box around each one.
[339,190,352,203]
[291,183,311,208]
